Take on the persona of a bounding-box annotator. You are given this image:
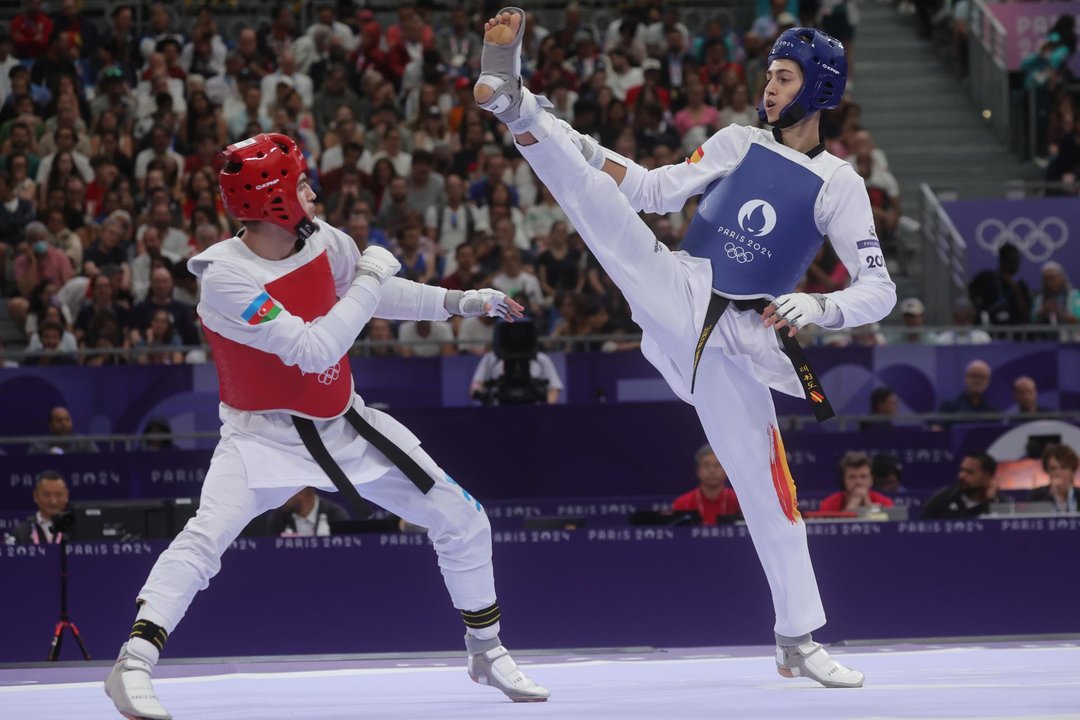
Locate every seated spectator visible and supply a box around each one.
[28,406,100,454]
[896,297,928,344]
[404,149,444,216]
[921,453,998,519]
[1011,376,1048,414]
[440,243,482,291]
[376,177,412,241]
[536,221,584,303]
[23,319,76,365]
[491,248,544,310]
[871,453,906,497]
[131,267,199,346]
[83,215,131,278]
[394,221,436,285]
[818,451,895,513]
[671,445,740,525]
[672,79,717,137]
[457,314,496,356]
[1030,261,1080,325]
[133,308,186,365]
[938,359,995,415]
[141,417,175,451]
[468,150,517,207]
[718,82,759,129]
[933,297,991,345]
[398,320,455,358]
[469,342,563,406]
[969,243,1031,326]
[74,271,131,344]
[5,471,71,545]
[8,221,75,331]
[1028,444,1080,512]
[0,170,35,259]
[802,245,849,294]
[267,488,349,537]
[549,293,591,352]
[425,174,480,270]
[860,387,897,430]
[26,304,76,353]
[358,318,401,358]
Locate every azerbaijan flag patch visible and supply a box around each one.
[241,292,282,325]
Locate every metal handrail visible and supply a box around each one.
[3,324,1077,363]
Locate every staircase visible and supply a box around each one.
[855,1,1041,195]
[852,1,1041,301]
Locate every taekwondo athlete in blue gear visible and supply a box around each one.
[476,11,895,688]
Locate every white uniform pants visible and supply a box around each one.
[138,435,496,635]
[519,128,826,637]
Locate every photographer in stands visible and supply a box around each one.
[470,320,562,405]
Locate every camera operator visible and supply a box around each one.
[6,470,75,545]
[470,320,563,405]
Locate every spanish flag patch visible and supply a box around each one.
[687,145,705,164]
[241,292,282,325]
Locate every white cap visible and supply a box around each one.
[899,297,925,315]
[640,57,662,73]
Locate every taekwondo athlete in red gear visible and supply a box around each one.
[105,133,549,720]
[475,11,895,688]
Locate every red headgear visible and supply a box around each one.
[218,133,316,239]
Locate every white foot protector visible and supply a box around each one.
[776,641,865,688]
[467,638,550,702]
[475,7,553,139]
[104,642,173,720]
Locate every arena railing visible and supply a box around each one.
[968,0,1011,146]
[0,323,1076,364]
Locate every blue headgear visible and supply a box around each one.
[757,27,847,129]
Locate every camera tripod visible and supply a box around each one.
[47,534,91,661]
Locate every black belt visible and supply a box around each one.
[690,293,835,423]
[292,407,435,519]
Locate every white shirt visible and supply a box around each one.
[491,271,544,309]
[471,351,564,391]
[457,316,494,355]
[260,71,314,111]
[398,320,455,357]
[36,151,93,185]
[134,148,187,181]
[605,67,644,102]
[291,498,330,537]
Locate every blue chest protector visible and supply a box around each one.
[680,143,824,299]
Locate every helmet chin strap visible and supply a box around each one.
[295,216,317,244]
[768,103,808,130]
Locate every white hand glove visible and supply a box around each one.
[355,246,401,284]
[458,289,514,319]
[774,292,828,329]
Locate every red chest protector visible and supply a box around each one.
[203,251,353,419]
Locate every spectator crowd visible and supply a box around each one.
[0,0,940,365]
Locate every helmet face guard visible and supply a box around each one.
[219,133,316,239]
[758,27,847,130]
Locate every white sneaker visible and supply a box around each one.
[776,641,865,688]
[104,642,173,720]
[468,644,551,702]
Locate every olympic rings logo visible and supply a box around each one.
[318,363,341,385]
[725,242,754,263]
[973,217,1068,263]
